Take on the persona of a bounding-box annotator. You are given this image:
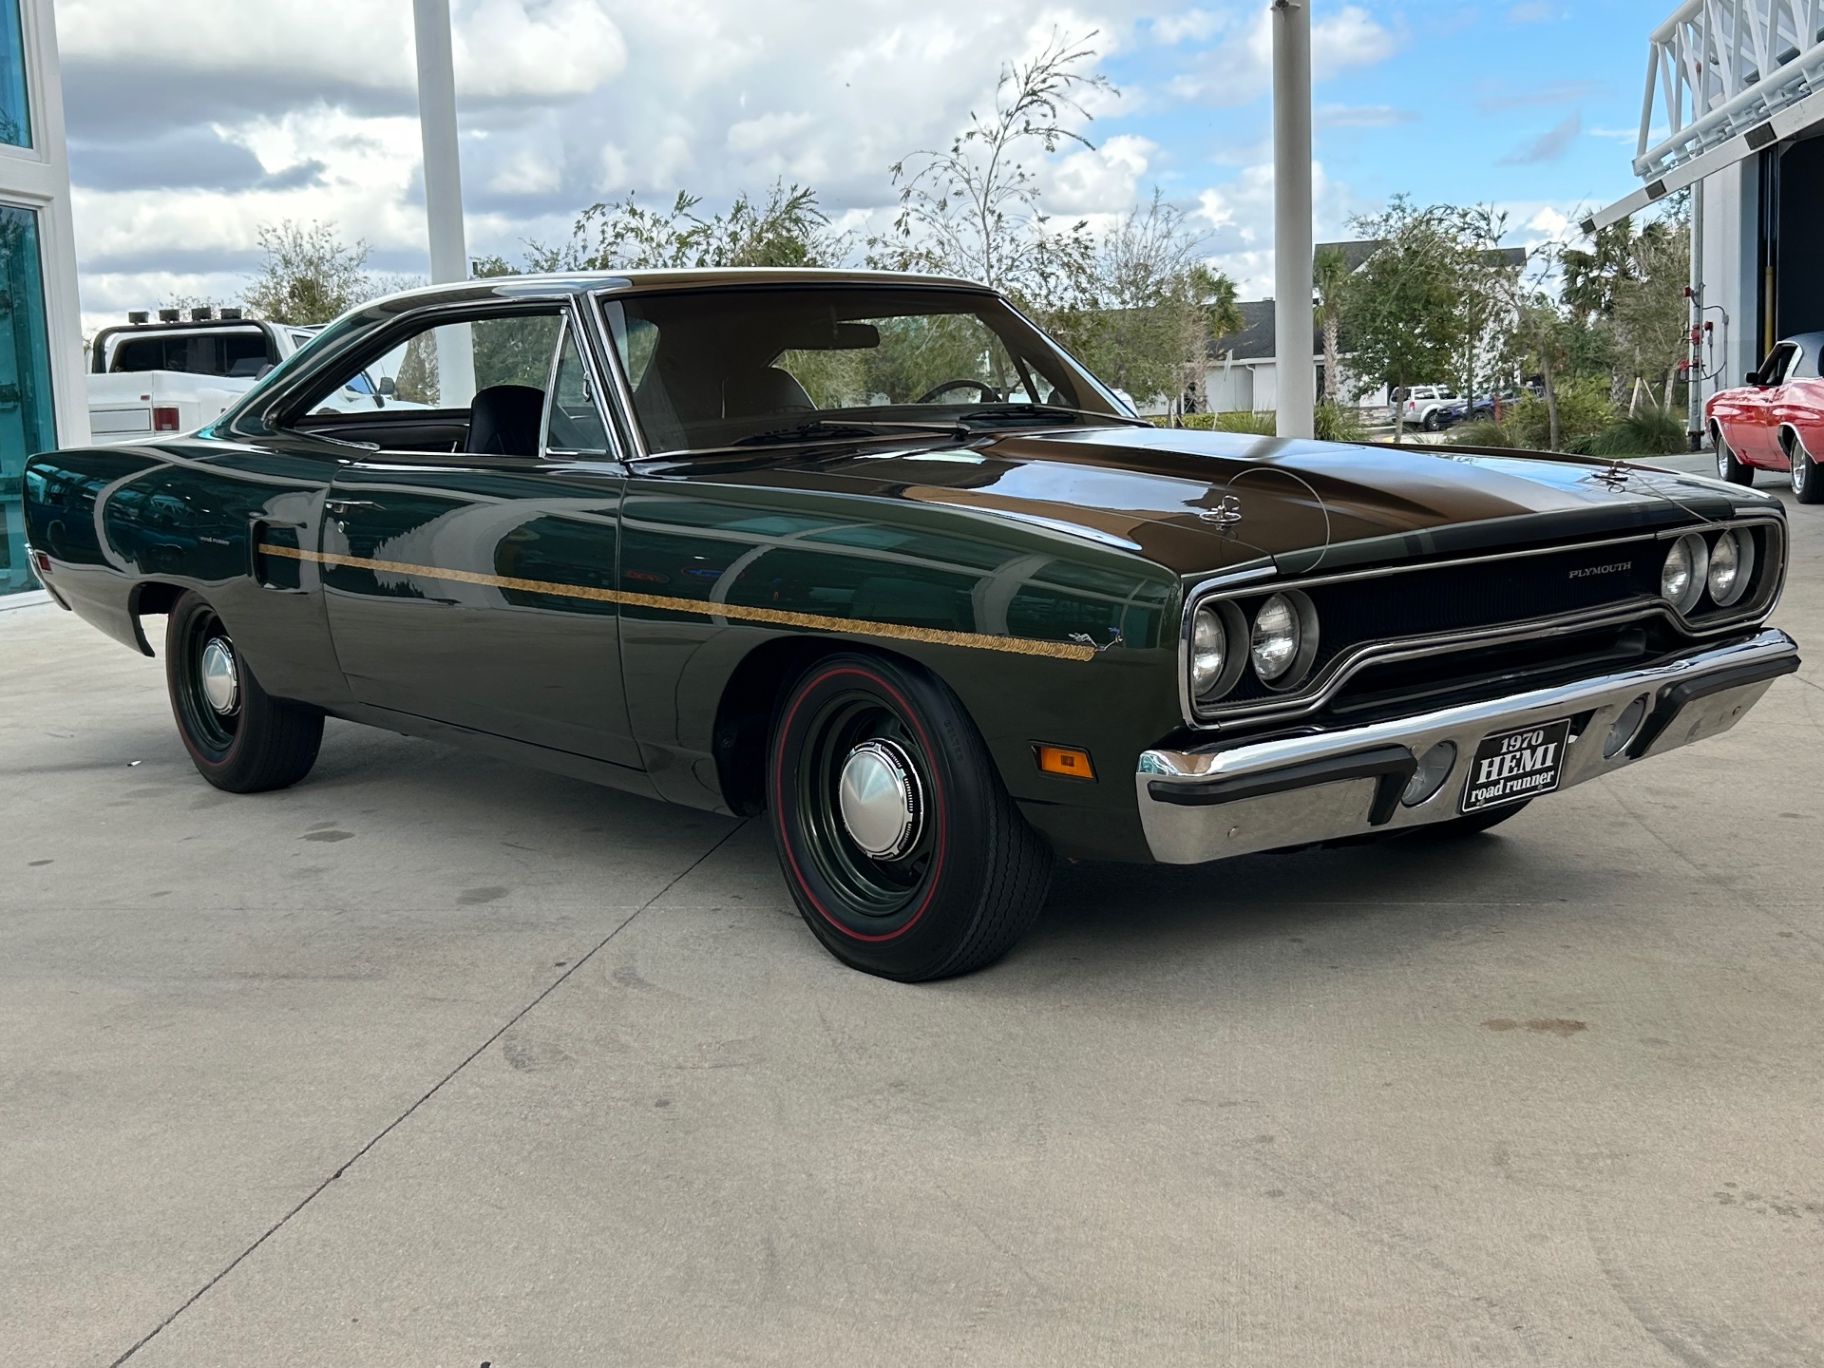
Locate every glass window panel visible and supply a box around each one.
[544,327,612,454]
[0,204,56,593]
[598,288,1121,454]
[313,312,563,412]
[0,0,30,149]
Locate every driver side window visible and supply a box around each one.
[290,308,567,458]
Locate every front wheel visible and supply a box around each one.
[166,591,323,792]
[1791,434,1823,504]
[768,652,1052,981]
[1715,429,1755,485]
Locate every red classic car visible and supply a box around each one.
[1707,332,1824,502]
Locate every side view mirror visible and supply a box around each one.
[378,376,397,396]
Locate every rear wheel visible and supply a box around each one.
[768,652,1052,981]
[1714,428,1755,485]
[1790,433,1823,504]
[166,591,323,792]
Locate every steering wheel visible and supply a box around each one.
[915,379,1000,405]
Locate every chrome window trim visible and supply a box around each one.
[256,296,571,432]
[585,291,652,462]
[540,304,624,464]
[1176,515,1788,729]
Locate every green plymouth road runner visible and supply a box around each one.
[21,270,1800,979]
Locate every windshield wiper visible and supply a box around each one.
[953,404,1152,429]
[732,419,962,447]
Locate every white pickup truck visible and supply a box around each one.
[87,310,401,439]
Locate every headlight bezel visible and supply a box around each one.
[1705,526,1755,608]
[1659,532,1708,616]
[1248,590,1320,691]
[1188,600,1248,701]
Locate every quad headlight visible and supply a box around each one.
[1706,527,1753,607]
[1250,595,1300,681]
[1188,601,1246,701]
[1659,533,1708,615]
[1248,591,1319,689]
[1190,607,1226,695]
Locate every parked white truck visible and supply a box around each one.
[87,308,402,439]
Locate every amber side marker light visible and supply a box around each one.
[1034,744,1096,780]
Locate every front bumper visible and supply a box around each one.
[1136,628,1799,865]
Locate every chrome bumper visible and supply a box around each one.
[1135,628,1800,865]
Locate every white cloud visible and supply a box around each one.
[60,0,627,100]
[1316,104,1418,129]
[1192,158,1361,297]
[1151,8,1225,45]
[1172,5,1400,107]
[59,1,1410,322]
[1047,134,1156,213]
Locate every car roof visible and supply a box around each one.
[360,267,994,315]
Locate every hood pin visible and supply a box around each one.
[1200,494,1244,526]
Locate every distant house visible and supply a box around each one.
[1202,239,1525,415]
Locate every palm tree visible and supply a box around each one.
[1313,245,1349,403]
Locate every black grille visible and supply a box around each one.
[1215,539,1662,707]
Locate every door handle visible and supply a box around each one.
[324,498,380,514]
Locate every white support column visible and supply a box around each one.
[1272,0,1315,440]
[412,0,474,403]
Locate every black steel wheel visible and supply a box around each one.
[768,652,1052,981]
[1791,433,1823,504]
[1714,428,1755,486]
[166,591,323,792]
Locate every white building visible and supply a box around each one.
[0,0,85,596]
[1586,0,1824,437]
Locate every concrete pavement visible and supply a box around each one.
[3,475,1819,1367]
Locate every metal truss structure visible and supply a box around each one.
[1587,0,1824,230]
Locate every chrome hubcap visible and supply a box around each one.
[199,637,239,715]
[837,739,922,861]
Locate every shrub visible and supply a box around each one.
[1314,401,1367,443]
[1452,419,1519,448]
[1588,406,1689,456]
[1213,410,1278,436]
[1502,376,1617,451]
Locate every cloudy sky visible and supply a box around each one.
[57,0,1674,332]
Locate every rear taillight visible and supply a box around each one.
[31,549,51,576]
[153,406,180,432]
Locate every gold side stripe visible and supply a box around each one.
[259,543,1099,662]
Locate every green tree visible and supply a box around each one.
[1313,245,1349,403]
[243,220,374,324]
[873,30,1110,301]
[532,181,844,271]
[1560,206,1690,409]
[1340,199,1463,441]
[1510,292,1570,451]
[1041,192,1241,414]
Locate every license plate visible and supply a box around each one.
[1460,718,1572,813]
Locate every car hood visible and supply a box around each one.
[658,426,1766,578]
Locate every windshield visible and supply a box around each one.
[597,285,1126,454]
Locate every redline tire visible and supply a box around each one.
[767,652,1052,981]
[165,591,323,793]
